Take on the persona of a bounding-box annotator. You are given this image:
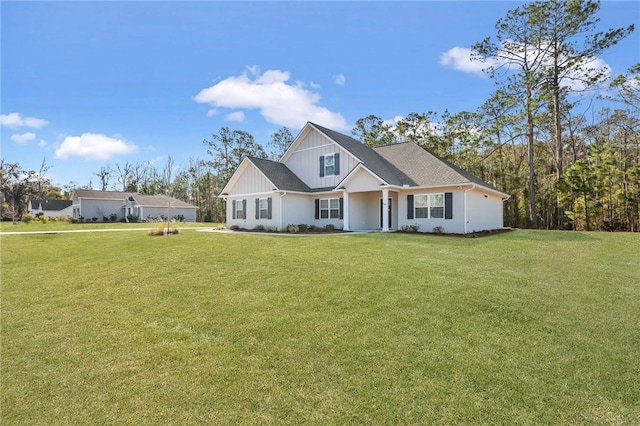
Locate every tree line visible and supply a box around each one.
[2,0,637,231]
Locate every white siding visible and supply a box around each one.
[466,190,504,232]
[226,193,280,230]
[228,164,273,195]
[343,168,384,192]
[281,194,314,228]
[284,131,359,189]
[396,188,466,234]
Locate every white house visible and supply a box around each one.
[28,199,73,217]
[71,190,197,222]
[221,122,509,234]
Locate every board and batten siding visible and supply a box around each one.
[284,131,359,189]
[228,163,274,195]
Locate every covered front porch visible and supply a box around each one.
[341,188,398,232]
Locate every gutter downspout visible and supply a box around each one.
[464,185,476,234]
[279,192,287,231]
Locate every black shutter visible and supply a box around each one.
[267,197,272,219]
[315,199,320,220]
[445,192,453,219]
[232,200,236,219]
[407,195,414,219]
[319,156,325,177]
[255,198,260,219]
[242,199,247,219]
[334,153,340,175]
[339,197,344,219]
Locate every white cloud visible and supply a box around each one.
[0,112,48,129]
[55,133,138,161]
[38,139,47,147]
[439,47,492,77]
[441,45,611,91]
[193,68,348,130]
[149,156,163,165]
[333,73,346,86]
[11,132,36,144]
[206,109,219,117]
[225,111,245,122]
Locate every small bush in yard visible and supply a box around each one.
[265,226,278,232]
[325,224,335,232]
[229,225,240,231]
[21,213,34,224]
[253,224,265,232]
[287,224,299,233]
[148,222,179,236]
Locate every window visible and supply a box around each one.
[233,199,246,220]
[319,198,340,219]
[319,153,340,177]
[430,193,444,219]
[324,154,335,176]
[414,193,444,219]
[259,198,268,219]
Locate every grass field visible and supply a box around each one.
[1,229,638,424]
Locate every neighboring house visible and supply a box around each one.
[222,122,509,234]
[71,190,197,222]
[28,199,73,217]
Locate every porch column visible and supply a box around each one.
[382,188,389,232]
[343,191,350,231]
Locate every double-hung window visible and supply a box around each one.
[414,193,444,219]
[259,198,268,219]
[320,198,340,219]
[233,199,246,220]
[319,153,340,177]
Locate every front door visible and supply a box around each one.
[380,198,392,228]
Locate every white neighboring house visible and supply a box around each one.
[28,199,73,217]
[71,190,197,222]
[222,122,510,234]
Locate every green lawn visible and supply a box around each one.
[1,230,638,424]
[0,221,218,232]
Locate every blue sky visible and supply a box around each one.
[2,1,638,188]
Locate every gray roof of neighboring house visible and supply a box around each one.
[310,122,412,186]
[73,189,134,199]
[73,189,196,208]
[248,156,312,192]
[374,142,503,191]
[129,194,196,209]
[30,199,72,211]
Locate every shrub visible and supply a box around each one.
[287,224,299,233]
[297,224,308,232]
[172,214,185,222]
[21,212,34,224]
[91,217,98,222]
[102,216,109,222]
[253,224,265,232]
[148,223,179,236]
[229,225,240,231]
[38,215,48,224]
[432,225,445,234]
[265,226,278,232]
[400,224,420,233]
[325,224,335,232]
[127,215,139,223]
[64,215,74,223]
[109,213,118,222]
[49,216,58,222]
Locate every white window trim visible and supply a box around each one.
[414,193,444,220]
[323,153,336,177]
[319,197,340,220]
[235,201,244,219]
[259,198,268,219]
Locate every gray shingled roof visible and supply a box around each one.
[30,199,72,211]
[129,194,196,209]
[309,122,412,186]
[248,156,312,192]
[74,189,195,208]
[73,189,134,199]
[374,142,502,191]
